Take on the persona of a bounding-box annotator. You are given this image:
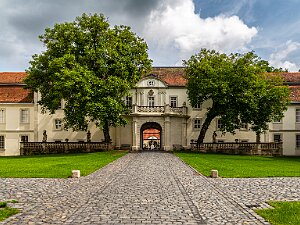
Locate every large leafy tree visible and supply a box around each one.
[184,49,290,144]
[25,13,152,142]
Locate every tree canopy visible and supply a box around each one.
[183,49,290,144]
[25,13,152,142]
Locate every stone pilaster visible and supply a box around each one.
[164,116,171,151]
[139,91,144,106]
[131,117,139,151]
[182,118,187,148]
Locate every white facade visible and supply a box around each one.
[265,104,300,156]
[0,69,300,156]
[0,103,35,156]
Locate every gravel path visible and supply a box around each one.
[0,152,299,224]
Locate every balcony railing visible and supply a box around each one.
[137,106,164,113]
[170,107,184,114]
[133,104,186,115]
[20,142,113,156]
[190,142,283,156]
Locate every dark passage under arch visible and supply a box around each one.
[140,122,162,150]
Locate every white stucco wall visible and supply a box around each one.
[0,103,34,155]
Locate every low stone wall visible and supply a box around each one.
[20,142,113,156]
[189,142,283,156]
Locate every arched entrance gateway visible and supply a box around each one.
[140,122,162,150]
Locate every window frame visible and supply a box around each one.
[54,119,63,130]
[296,134,300,149]
[57,100,63,110]
[273,119,282,124]
[240,123,248,130]
[147,80,155,87]
[0,135,5,149]
[193,103,201,110]
[193,119,201,130]
[20,108,30,124]
[125,96,132,107]
[217,119,223,130]
[273,134,282,143]
[148,96,155,107]
[20,135,29,143]
[170,96,178,108]
[296,109,300,123]
[0,109,5,123]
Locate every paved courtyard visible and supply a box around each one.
[0,152,299,225]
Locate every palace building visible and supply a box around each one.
[0,68,300,156]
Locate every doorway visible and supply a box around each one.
[140,122,162,150]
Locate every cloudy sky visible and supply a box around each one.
[1,0,300,71]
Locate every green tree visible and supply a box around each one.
[25,13,152,142]
[184,49,290,144]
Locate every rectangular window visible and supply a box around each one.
[170,96,177,108]
[193,103,201,109]
[148,97,155,107]
[273,118,282,123]
[296,109,300,123]
[21,135,29,142]
[274,134,282,142]
[193,119,201,129]
[0,136,4,149]
[125,96,132,107]
[0,109,5,123]
[20,109,29,123]
[217,119,223,129]
[296,135,300,148]
[57,100,62,109]
[54,119,62,130]
[240,123,248,130]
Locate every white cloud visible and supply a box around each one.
[269,40,300,71]
[144,0,258,64]
[0,0,259,70]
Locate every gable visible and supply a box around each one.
[136,76,167,88]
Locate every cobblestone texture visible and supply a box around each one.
[0,152,299,224]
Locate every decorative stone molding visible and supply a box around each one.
[148,89,154,96]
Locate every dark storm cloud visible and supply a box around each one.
[124,0,160,17]
[0,0,160,71]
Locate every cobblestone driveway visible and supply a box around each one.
[0,152,299,224]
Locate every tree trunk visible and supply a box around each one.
[197,112,216,145]
[103,121,111,143]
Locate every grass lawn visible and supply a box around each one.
[0,201,19,222]
[0,150,127,178]
[255,201,300,225]
[174,152,300,178]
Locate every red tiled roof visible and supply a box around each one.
[0,86,33,103]
[151,67,187,86]
[289,86,300,102]
[281,72,300,83]
[0,72,27,83]
[149,69,300,86]
[2,69,300,103]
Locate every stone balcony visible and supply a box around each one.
[130,103,188,116]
